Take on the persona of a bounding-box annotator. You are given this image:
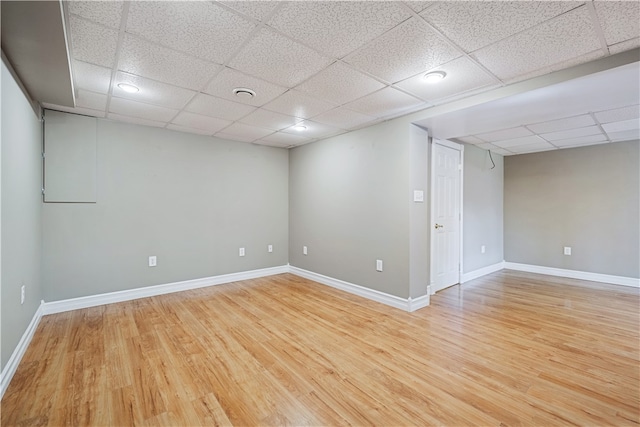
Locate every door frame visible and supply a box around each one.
[429,138,464,295]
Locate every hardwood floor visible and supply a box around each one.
[2,270,639,426]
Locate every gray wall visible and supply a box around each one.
[463,144,504,273]
[43,118,289,301]
[505,141,639,278]
[409,125,430,298]
[1,60,44,370]
[289,117,414,298]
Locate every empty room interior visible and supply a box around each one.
[1,1,639,425]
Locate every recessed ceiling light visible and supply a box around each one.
[117,83,139,93]
[233,87,256,99]
[293,125,307,131]
[423,71,446,83]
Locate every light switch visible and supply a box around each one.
[413,190,424,203]
[376,259,383,272]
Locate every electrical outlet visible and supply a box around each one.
[268,244,273,253]
[564,246,572,255]
[239,247,245,257]
[21,285,25,305]
[481,245,486,254]
[376,259,383,272]
[148,256,157,267]
[303,246,308,255]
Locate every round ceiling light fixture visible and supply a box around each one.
[233,87,256,99]
[423,71,447,83]
[117,83,139,93]
[293,125,307,131]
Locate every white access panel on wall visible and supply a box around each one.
[44,110,97,202]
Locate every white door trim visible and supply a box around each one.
[430,139,464,294]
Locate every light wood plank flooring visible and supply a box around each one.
[2,270,639,426]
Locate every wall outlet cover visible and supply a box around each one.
[564,247,572,255]
[148,256,157,267]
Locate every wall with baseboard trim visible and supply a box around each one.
[504,262,639,287]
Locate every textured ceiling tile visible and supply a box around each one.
[68,1,123,28]
[219,1,279,21]
[73,60,112,94]
[489,147,512,156]
[608,37,640,55]
[548,50,606,72]
[127,2,255,64]
[166,124,216,136]
[204,67,287,107]
[541,125,603,141]
[455,136,486,145]
[109,97,179,122]
[113,72,196,110]
[527,114,596,134]
[608,129,640,142]
[263,90,336,119]
[476,126,533,142]
[602,118,640,133]
[69,16,118,68]
[42,103,106,118]
[252,139,291,148]
[395,57,495,102]
[472,7,600,80]
[311,107,378,130]
[239,108,303,131]
[295,62,385,105]
[476,142,503,151]
[281,120,343,139]
[259,132,313,146]
[594,1,640,46]
[229,28,331,87]
[76,90,107,111]
[343,87,424,118]
[119,35,219,91]
[345,18,460,83]
[404,1,437,13]
[171,111,231,134]
[268,2,411,58]
[594,104,640,124]
[107,113,166,128]
[508,141,557,154]
[216,122,274,141]
[422,1,581,52]
[186,93,256,121]
[550,134,608,147]
[492,135,548,148]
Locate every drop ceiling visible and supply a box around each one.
[5,1,640,151]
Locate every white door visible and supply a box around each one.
[430,140,462,294]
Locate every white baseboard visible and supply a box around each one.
[461,261,505,283]
[504,262,640,287]
[408,292,430,312]
[289,266,429,312]
[1,302,44,399]
[42,265,289,315]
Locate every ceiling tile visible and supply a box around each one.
[295,62,385,105]
[602,119,640,134]
[259,132,313,146]
[109,97,178,122]
[229,28,331,87]
[219,1,279,21]
[166,124,216,137]
[404,1,437,13]
[548,50,606,72]
[472,7,600,80]
[541,125,603,141]
[527,114,596,134]
[489,147,512,156]
[204,67,287,107]
[113,72,196,109]
[76,90,107,111]
[508,141,558,154]
[68,1,123,29]
[594,1,640,46]
[238,109,302,131]
[73,60,112,94]
[171,111,231,134]
[186,93,255,121]
[215,122,274,142]
[492,135,548,148]
[422,1,581,53]
[268,2,411,58]
[595,104,640,124]
[42,103,105,118]
[343,87,424,118]
[119,35,219,91]
[395,57,496,103]
[550,134,609,147]
[345,18,460,83]
[252,140,291,149]
[281,120,343,139]
[455,136,486,145]
[476,126,533,142]
[127,1,255,64]
[263,90,336,119]
[69,16,118,68]
[311,107,378,130]
[608,37,640,55]
[107,113,166,128]
[608,129,640,142]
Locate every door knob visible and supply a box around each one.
[434,224,443,229]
